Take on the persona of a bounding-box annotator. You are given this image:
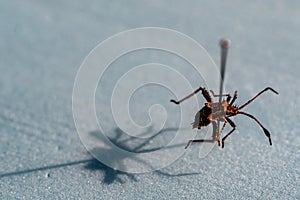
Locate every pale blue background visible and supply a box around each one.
[0,1,299,199]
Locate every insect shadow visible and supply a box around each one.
[0,127,199,184]
[83,127,200,184]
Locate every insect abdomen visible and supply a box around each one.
[192,106,211,128]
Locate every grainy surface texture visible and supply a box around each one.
[0,1,299,199]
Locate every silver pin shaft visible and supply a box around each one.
[218,39,231,131]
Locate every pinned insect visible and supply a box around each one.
[170,87,278,148]
[170,39,278,149]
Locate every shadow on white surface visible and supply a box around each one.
[0,127,200,185]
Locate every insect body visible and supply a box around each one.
[170,86,278,148]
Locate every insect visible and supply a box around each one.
[170,86,279,148]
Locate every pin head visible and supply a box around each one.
[220,39,231,49]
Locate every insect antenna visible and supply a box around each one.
[239,87,279,110]
[237,111,272,145]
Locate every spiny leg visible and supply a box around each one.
[239,87,278,110]
[212,121,221,146]
[238,111,272,145]
[220,120,227,134]
[170,86,212,105]
[185,121,219,149]
[221,117,236,148]
[201,87,213,102]
[229,91,238,105]
[210,90,231,102]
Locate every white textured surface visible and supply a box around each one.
[0,1,299,199]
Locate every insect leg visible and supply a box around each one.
[237,111,272,145]
[210,90,231,102]
[220,120,227,134]
[170,86,212,104]
[239,87,278,110]
[201,87,213,102]
[212,121,221,146]
[229,91,238,105]
[185,120,219,148]
[221,117,236,148]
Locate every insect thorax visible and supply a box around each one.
[210,102,227,120]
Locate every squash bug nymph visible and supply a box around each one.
[170,86,278,148]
